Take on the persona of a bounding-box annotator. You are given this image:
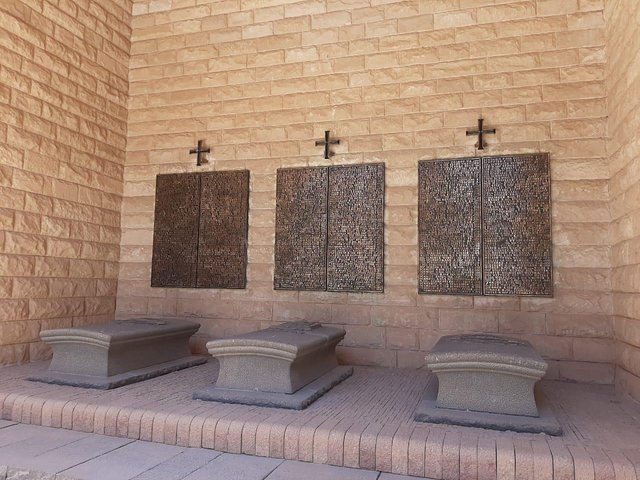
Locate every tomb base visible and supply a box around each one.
[193,365,353,410]
[28,318,207,390]
[29,355,207,390]
[414,377,562,435]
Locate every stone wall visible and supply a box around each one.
[0,0,131,364]
[605,0,640,401]
[120,0,615,382]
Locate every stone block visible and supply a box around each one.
[415,334,561,435]
[28,318,206,389]
[194,321,352,409]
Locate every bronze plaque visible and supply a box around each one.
[482,154,552,296]
[274,167,328,291]
[197,170,249,289]
[327,163,384,292]
[151,173,200,288]
[418,159,482,295]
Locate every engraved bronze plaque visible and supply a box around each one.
[417,153,552,297]
[418,159,482,295]
[151,173,200,288]
[482,154,552,296]
[274,167,328,291]
[197,170,249,289]
[327,163,384,292]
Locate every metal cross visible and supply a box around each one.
[315,130,340,159]
[466,118,496,150]
[189,139,210,166]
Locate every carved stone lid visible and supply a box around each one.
[40,317,201,346]
[426,334,547,372]
[207,321,346,357]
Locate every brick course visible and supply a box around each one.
[1,0,638,392]
[606,0,640,402]
[119,0,615,381]
[0,0,132,364]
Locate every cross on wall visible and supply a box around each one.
[189,139,210,166]
[466,118,496,150]
[315,130,340,159]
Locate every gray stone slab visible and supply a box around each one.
[0,420,16,429]
[194,366,353,409]
[379,474,436,480]
[208,322,346,394]
[130,448,222,480]
[426,334,547,416]
[29,318,206,389]
[266,460,379,480]
[0,425,88,453]
[413,377,562,436]
[19,433,133,473]
[61,440,186,480]
[4,467,58,480]
[182,453,282,480]
[29,355,207,390]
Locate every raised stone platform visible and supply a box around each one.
[0,361,638,479]
[193,321,352,409]
[415,334,561,435]
[29,318,206,389]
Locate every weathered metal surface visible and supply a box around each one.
[197,170,249,289]
[482,153,552,296]
[315,130,340,159]
[274,167,328,291]
[151,173,200,288]
[327,163,384,292]
[418,159,483,295]
[274,163,385,293]
[189,139,210,166]
[465,117,496,150]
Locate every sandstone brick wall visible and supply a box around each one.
[0,0,131,364]
[120,0,616,382]
[605,0,640,401]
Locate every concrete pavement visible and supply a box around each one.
[0,421,422,480]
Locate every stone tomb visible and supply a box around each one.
[193,321,352,409]
[29,318,207,389]
[414,334,562,435]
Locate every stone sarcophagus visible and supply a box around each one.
[193,321,352,409]
[29,318,206,389]
[415,334,562,435]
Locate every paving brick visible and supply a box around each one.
[267,460,378,480]
[182,453,282,480]
[63,440,185,480]
[130,448,220,480]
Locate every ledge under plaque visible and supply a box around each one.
[29,318,207,389]
[193,321,353,409]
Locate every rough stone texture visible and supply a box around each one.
[426,334,547,416]
[605,0,640,403]
[2,0,639,390]
[195,321,352,408]
[0,362,639,479]
[28,318,205,389]
[0,0,131,364]
[414,376,562,436]
[115,0,617,381]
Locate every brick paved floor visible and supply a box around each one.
[1,360,639,479]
